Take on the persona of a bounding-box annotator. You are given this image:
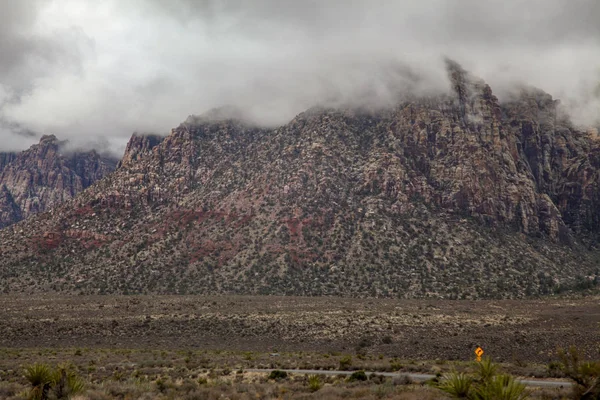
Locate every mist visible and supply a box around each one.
[0,0,598,155]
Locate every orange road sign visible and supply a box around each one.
[475,346,484,361]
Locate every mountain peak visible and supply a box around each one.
[183,105,252,127]
[119,133,165,168]
[0,137,116,227]
[39,134,59,144]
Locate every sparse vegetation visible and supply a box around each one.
[557,346,600,399]
[438,358,527,400]
[0,347,577,399]
[1,295,599,368]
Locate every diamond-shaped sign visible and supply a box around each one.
[475,347,484,358]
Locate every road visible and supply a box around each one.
[246,368,572,389]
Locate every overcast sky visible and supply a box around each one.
[0,0,598,154]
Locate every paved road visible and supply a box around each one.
[246,368,572,389]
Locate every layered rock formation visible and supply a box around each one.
[0,64,598,298]
[0,135,117,228]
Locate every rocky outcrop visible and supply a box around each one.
[117,133,164,168]
[0,63,599,298]
[0,153,17,174]
[0,184,21,229]
[0,135,117,227]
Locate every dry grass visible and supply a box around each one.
[1,364,447,399]
[0,348,575,400]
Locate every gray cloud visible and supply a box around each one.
[0,0,598,155]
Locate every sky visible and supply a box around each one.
[0,0,598,154]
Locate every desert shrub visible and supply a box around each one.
[372,382,394,399]
[348,370,368,382]
[83,389,112,400]
[557,346,600,399]
[197,377,208,385]
[546,361,564,378]
[390,361,403,371]
[155,377,168,393]
[392,375,413,386]
[339,355,352,370]
[369,373,386,384]
[0,382,22,399]
[101,381,149,399]
[381,335,393,344]
[268,370,288,380]
[307,374,322,392]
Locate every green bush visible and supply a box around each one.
[339,355,352,370]
[155,377,168,393]
[348,370,368,382]
[268,370,288,380]
[390,361,403,371]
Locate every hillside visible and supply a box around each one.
[0,135,117,228]
[1,63,599,298]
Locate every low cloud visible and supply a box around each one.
[0,0,598,155]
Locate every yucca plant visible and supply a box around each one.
[23,363,85,400]
[24,364,53,400]
[307,374,323,392]
[475,357,498,384]
[439,371,473,398]
[438,359,528,400]
[557,346,600,399]
[52,364,85,399]
[472,374,528,400]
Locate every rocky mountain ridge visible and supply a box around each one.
[0,135,117,228]
[0,63,599,298]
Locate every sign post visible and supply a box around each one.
[475,346,484,362]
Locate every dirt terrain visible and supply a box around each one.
[0,295,598,363]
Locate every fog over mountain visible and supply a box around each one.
[0,0,598,154]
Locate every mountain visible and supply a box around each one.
[0,63,599,298]
[0,135,117,228]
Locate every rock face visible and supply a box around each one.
[0,64,599,298]
[117,133,164,168]
[0,153,17,173]
[0,135,117,228]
